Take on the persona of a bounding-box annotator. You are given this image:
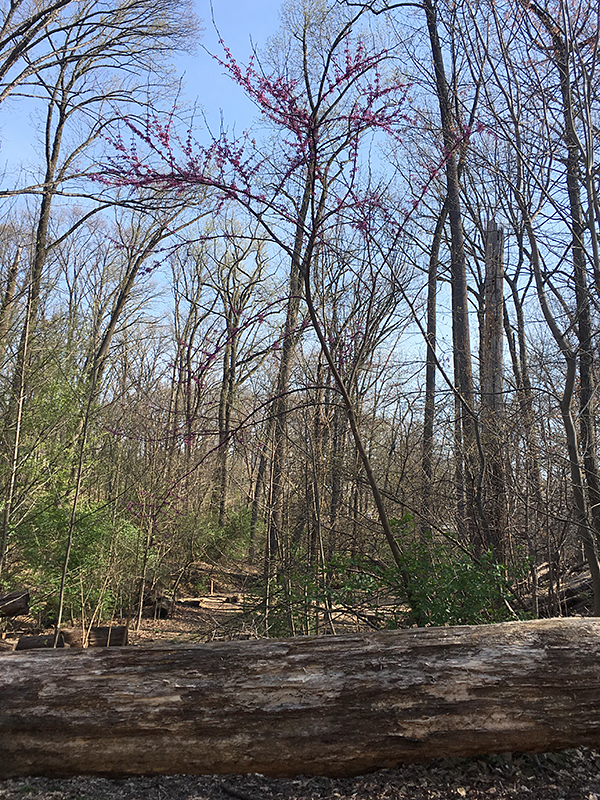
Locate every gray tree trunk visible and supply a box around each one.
[423,0,479,547]
[481,220,508,562]
[2,618,600,778]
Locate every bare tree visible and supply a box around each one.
[0,0,75,103]
[103,0,420,628]
[455,0,600,610]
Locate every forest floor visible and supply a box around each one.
[2,749,600,800]
[128,592,259,645]
[2,593,600,799]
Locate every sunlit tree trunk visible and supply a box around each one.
[421,202,446,537]
[423,0,479,547]
[480,220,508,562]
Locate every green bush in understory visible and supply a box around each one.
[336,516,530,628]
[174,507,253,566]
[394,540,528,627]
[204,508,253,563]
[248,515,530,637]
[3,499,138,624]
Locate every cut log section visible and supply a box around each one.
[0,589,29,617]
[1,618,600,778]
[60,625,128,648]
[14,633,63,650]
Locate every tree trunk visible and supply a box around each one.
[480,220,508,562]
[421,201,446,537]
[213,317,237,527]
[0,245,19,358]
[423,0,479,548]
[503,251,544,612]
[0,283,32,575]
[2,618,600,778]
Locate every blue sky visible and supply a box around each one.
[185,0,283,134]
[0,0,284,179]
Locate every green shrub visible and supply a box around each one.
[249,515,529,636]
[5,498,138,623]
[193,508,253,564]
[388,515,529,626]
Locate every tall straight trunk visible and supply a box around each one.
[329,401,348,547]
[525,1,600,610]
[0,246,20,363]
[213,315,239,527]
[265,169,319,557]
[424,0,479,547]
[308,379,336,635]
[480,220,507,562]
[559,353,600,615]
[28,70,70,323]
[0,283,31,576]
[250,173,312,627]
[252,256,303,577]
[249,446,266,564]
[453,392,466,538]
[421,202,447,536]
[266,265,302,557]
[3,89,64,471]
[504,270,543,614]
[309,362,325,557]
[557,44,600,558]
[504,264,543,508]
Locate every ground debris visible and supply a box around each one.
[1,750,600,800]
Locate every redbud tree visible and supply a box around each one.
[100,2,416,583]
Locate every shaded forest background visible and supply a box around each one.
[1,0,599,638]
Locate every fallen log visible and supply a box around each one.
[1,618,600,779]
[0,589,29,617]
[14,633,63,650]
[60,625,128,648]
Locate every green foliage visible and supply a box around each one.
[5,498,138,624]
[151,506,254,598]
[194,508,253,564]
[250,515,530,637]
[388,515,529,627]
[398,550,523,627]
[3,500,256,628]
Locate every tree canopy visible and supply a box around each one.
[1,0,599,637]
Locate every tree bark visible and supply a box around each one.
[481,220,508,562]
[421,201,446,538]
[2,618,600,778]
[0,589,29,617]
[423,0,479,547]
